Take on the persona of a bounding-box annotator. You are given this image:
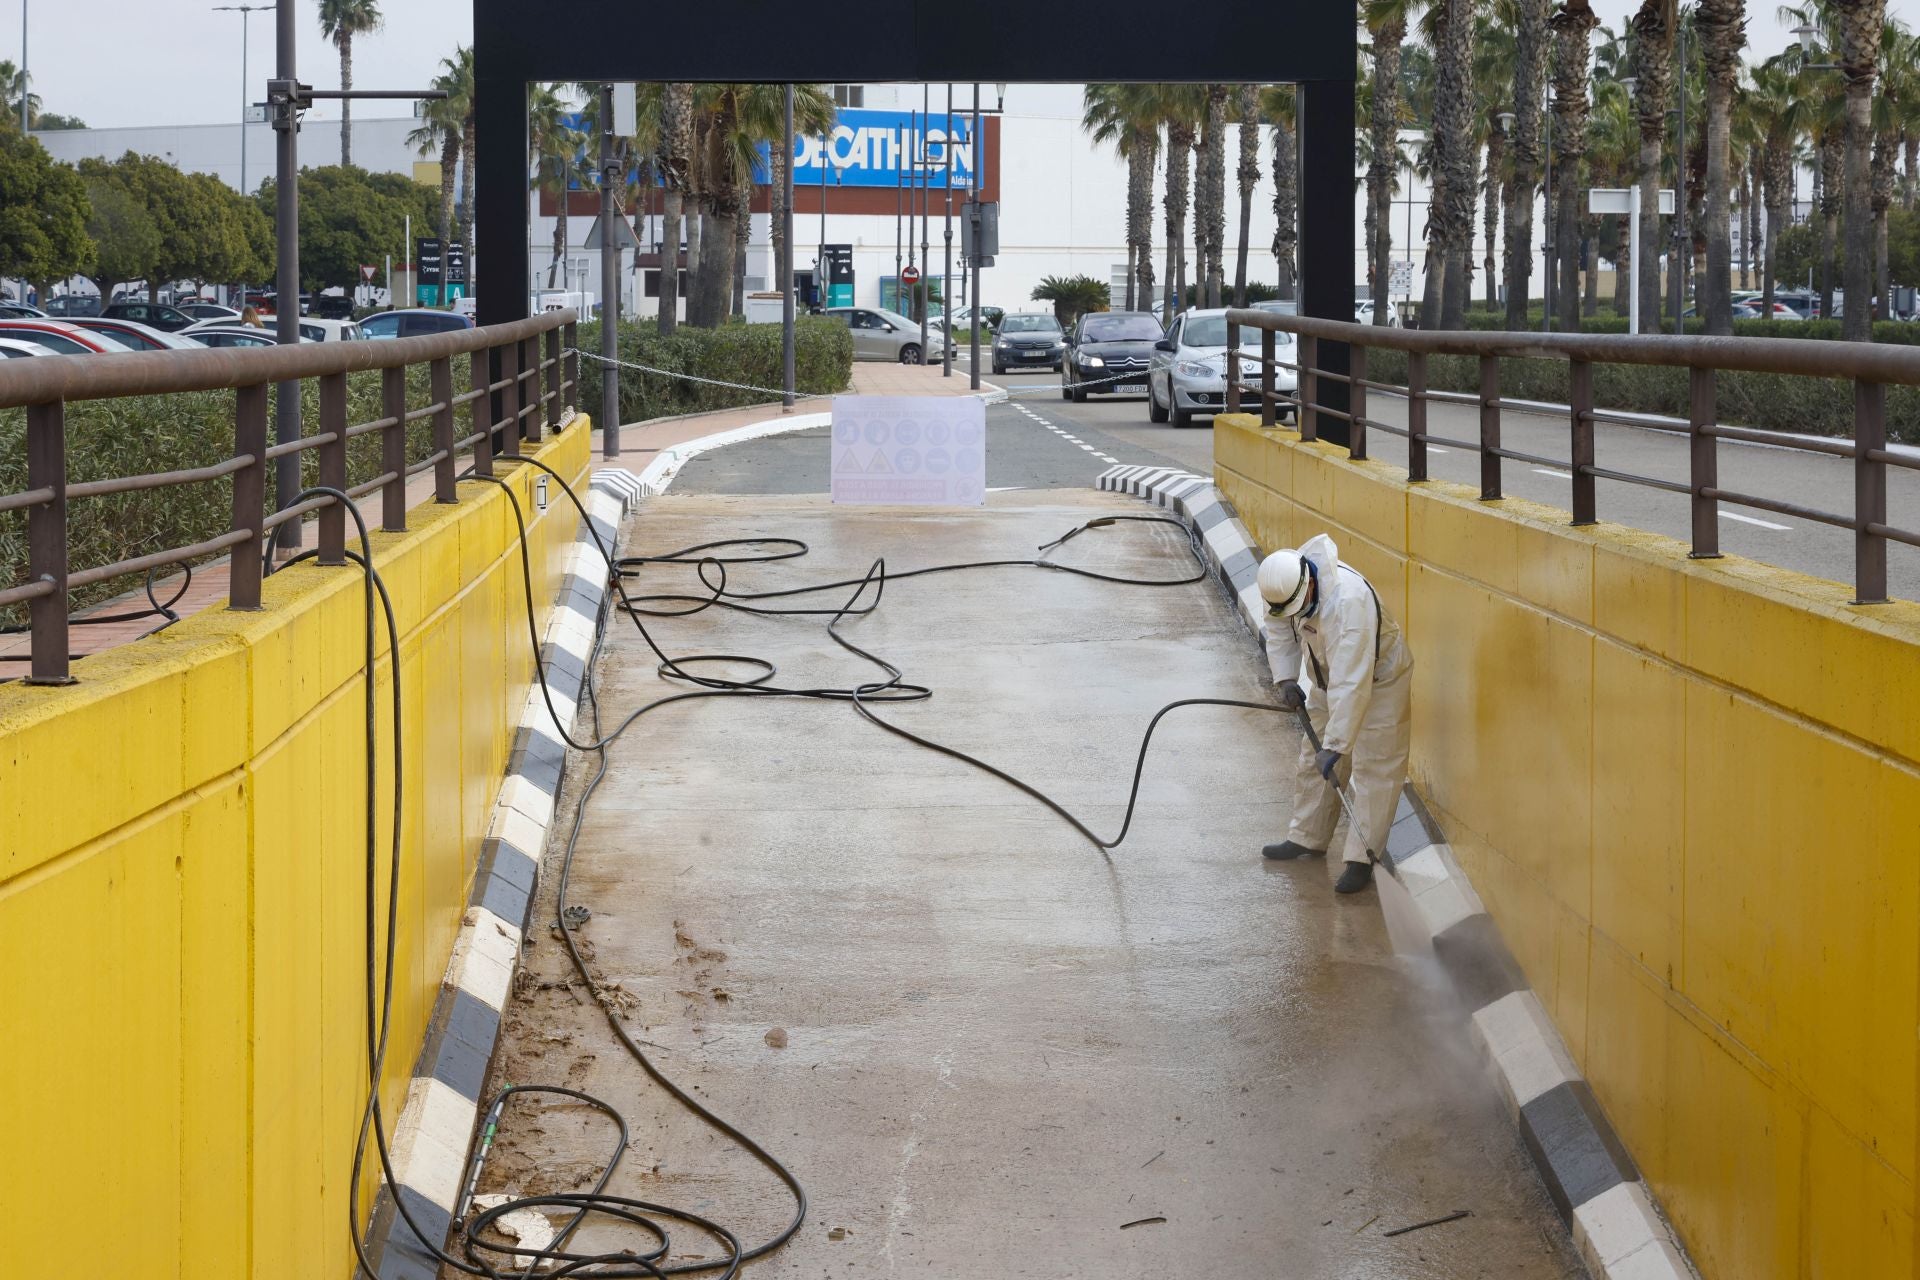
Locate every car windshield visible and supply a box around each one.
[1255,300,1298,315]
[999,315,1060,334]
[875,309,918,330]
[1179,316,1280,348]
[89,329,149,350]
[1081,315,1162,342]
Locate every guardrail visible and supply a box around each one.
[1,310,581,684]
[1223,311,1918,605]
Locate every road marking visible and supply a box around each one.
[1079,444,1097,451]
[1094,455,1118,463]
[986,486,1025,492]
[1532,467,1574,480]
[1719,510,1792,530]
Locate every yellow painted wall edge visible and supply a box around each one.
[0,421,591,1279]
[1212,412,1920,1280]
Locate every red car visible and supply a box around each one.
[0,319,118,355]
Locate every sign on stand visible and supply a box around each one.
[831,397,985,506]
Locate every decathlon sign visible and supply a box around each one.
[794,109,978,190]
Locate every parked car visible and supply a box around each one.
[989,312,1066,374]
[0,338,50,358]
[44,295,102,317]
[0,319,118,354]
[309,294,356,320]
[359,308,476,340]
[177,301,243,323]
[100,300,197,332]
[1145,307,1297,428]
[1251,299,1298,317]
[184,324,292,349]
[298,318,363,342]
[0,302,48,320]
[823,307,945,364]
[69,317,209,351]
[930,304,1005,335]
[1061,311,1163,402]
[1354,299,1401,327]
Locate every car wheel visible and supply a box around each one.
[992,362,1004,375]
[899,344,921,365]
[1070,376,1088,403]
[1060,373,1073,401]
[1147,377,1169,423]
[1172,402,1194,429]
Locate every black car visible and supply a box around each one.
[101,301,196,332]
[309,294,356,319]
[990,312,1065,374]
[359,309,475,339]
[1061,311,1163,402]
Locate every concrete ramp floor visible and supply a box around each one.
[474,490,1579,1278]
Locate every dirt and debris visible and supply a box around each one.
[763,1027,789,1049]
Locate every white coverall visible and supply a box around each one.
[1262,534,1414,866]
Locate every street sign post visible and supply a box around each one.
[1589,187,1674,335]
[824,243,855,308]
[418,237,444,305]
[901,265,921,287]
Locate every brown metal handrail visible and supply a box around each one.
[2,311,581,685]
[1223,310,1912,607]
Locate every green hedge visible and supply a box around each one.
[1434,307,1920,344]
[2,358,476,629]
[580,317,854,425]
[1360,347,1920,444]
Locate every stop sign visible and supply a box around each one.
[901,265,921,286]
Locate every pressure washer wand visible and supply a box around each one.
[1292,707,1380,866]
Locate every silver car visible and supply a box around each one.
[825,307,946,364]
[1147,308,1298,427]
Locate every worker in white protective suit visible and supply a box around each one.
[1257,534,1414,895]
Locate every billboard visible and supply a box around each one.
[792,109,977,190]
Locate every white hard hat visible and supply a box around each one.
[1257,550,1312,617]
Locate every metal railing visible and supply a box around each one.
[1223,311,1918,606]
[2,310,581,685]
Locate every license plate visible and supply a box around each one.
[1023,350,1051,359]
[1118,383,1146,394]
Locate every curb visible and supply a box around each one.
[361,468,639,1280]
[1093,463,1697,1280]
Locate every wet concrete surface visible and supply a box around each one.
[473,490,1581,1278]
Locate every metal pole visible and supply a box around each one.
[895,161,903,311]
[918,84,930,360]
[1629,183,1642,335]
[1672,20,1687,325]
[781,83,795,409]
[19,0,26,134]
[943,82,954,377]
[969,82,982,390]
[1542,93,1553,332]
[271,0,301,553]
[599,83,621,457]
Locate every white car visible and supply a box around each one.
[1146,307,1298,428]
[0,338,48,358]
[296,317,363,342]
[1355,299,1401,327]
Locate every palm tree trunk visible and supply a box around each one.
[1873,127,1895,321]
[1130,131,1156,315]
[1904,131,1919,209]
[658,190,683,330]
[1368,14,1407,324]
[1270,117,1299,301]
[1165,122,1194,317]
[438,132,459,303]
[1613,222,1631,317]
[460,126,477,291]
[1702,79,1735,334]
[1630,1,1674,331]
[656,83,694,335]
[1837,0,1885,341]
[550,163,569,289]
[1583,230,1598,316]
[339,39,354,167]
[1506,0,1550,328]
[1551,1,1598,331]
[1234,83,1259,307]
[1125,242,1136,311]
[1201,85,1228,307]
[1483,132,1504,313]
[770,144,788,307]
[1433,0,1479,329]
[732,179,751,318]
[686,211,706,324]
[1819,132,1841,319]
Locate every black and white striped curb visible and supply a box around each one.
[1092,462,1695,1280]
[362,468,638,1280]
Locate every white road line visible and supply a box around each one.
[986,486,1025,492]
[1719,510,1792,531]
[1079,444,1097,451]
[1095,455,1118,463]
[1532,467,1574,479]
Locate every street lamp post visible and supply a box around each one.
[781,82,795,409]
[943,82,954,378]
[215,3,275,310]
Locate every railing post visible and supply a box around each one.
[381,364,408,532]
[1348,344,1368,461]
[432,357,457,503]
[471,343,494,478]
[24,401,71,685]
[1854,377,1889,603]
[1570,359,1596,526]
[1478,355,1501,500]
[543,325,562,436]
[1689,366,1720,559]
[499,338,521,461]
[519,335,541,444]
[230,384,268,609]
[1299,334,1319,442]
[1260,329,1276,428]
[318,372,349,564]
[1226,319,1241,415]
[564,321,580,413]
[1407,352,1428,481]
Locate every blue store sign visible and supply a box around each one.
[792,109,976,190]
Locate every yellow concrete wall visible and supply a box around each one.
[1214,413,1920,1279]
[0,424,590,1278]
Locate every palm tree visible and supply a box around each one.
[1551,0,1602,330]
[1427,0,1480,327]
[1152,85,1204,321]
[1475,7,1518,314]
[1233,84,1262,306]
[1503,0,1550,328]
[1083,84,1160,311]
[1261,85,1300,302]
[318,0,383,168]
[0,59,37,128]
[738,84,836,319]
[529,84,583,289]
[1629,1,1677,327]
[1832,0,1889,338]
[1698,0,1747,334]
[407,58,466,280]
[1196,85,1229,307]
[656,84,694,333]
[1366,0,1416,323]
[445,47,477,282]
[1871,22,1914,317]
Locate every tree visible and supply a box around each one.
[0,133,91,285]
[1083,84,1160,311]
[1152,85,1203,321]
[1427,0,1479,326]
[258,166,431,292]
[656,84,694,334]
[319,0,383,168]
[1747,57,1802,313]
[1698,0,1748,334]
[406,48,470,260]
[84,178,159,305]
[1630,1,1678,327]
[1233,83,1262,306]
[1196,84,1229,307]
[528,83,581,290]
[1031,273,1110,327]
[736,84,835,321]
[1834,0,1888,338]
[1366,0,1415,324]
[1262,85,1300,302]
[1551,1,1602,330]
[1505,0,1550,327]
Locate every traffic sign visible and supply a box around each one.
[360,264,377,282]
[901,265,921,287]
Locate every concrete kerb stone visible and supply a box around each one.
[1089,463,1698,1280]
[361,468,644,1279]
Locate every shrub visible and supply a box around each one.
[1030,274,1112,328]
[579,316,853,426]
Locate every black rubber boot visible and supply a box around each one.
[1261,840,1325,861]
[1334,861,1375,895]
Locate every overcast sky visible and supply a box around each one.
[20,0,1920,131]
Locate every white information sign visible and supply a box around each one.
[1388,259,1414,294]
[830,396,986,506]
